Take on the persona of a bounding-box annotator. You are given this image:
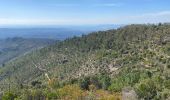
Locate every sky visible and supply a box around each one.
[0,0,170,26]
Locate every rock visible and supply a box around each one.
[122,87,138,100]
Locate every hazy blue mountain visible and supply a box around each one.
[0,28,82,40]
[0,25,121,40]
[0,37,55,65]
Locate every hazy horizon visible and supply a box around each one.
[0,0,170,26]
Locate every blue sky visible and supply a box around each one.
[0,0,170,25]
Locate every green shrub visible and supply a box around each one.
[108,71,141,92]
[2,92,17,100]
[79,77,90,90]
[164,80,170,89]
[135,79,157,99]
[98,74,111,90]
[46,92,58,99]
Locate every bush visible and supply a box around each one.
[57,84,84,99]
[79,77,90,90]
[2,92,17,100]
[30,89,45,100]
[98,74,111,90]
[95,90,121,100]
[161,89,170,99]
[31,81,42,88]
[164,80,170,89]
[46,92,58,99]
[79,74,111,90]
[108,71,141,92]
[135,79,157,99]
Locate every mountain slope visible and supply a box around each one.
[0,24,170,99]
[0,37,55,65]
[1,24,170,81]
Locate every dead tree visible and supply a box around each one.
[32,61,51,82]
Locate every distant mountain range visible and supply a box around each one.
[0,25,121,40]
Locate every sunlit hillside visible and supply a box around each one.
[0,24,170,99]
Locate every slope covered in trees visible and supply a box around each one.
[0,37,55,65]
[0,24,170,99]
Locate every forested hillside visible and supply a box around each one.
[0,37,55,65]
[0,24,170,100]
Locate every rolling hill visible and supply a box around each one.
[0,24,170,99]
